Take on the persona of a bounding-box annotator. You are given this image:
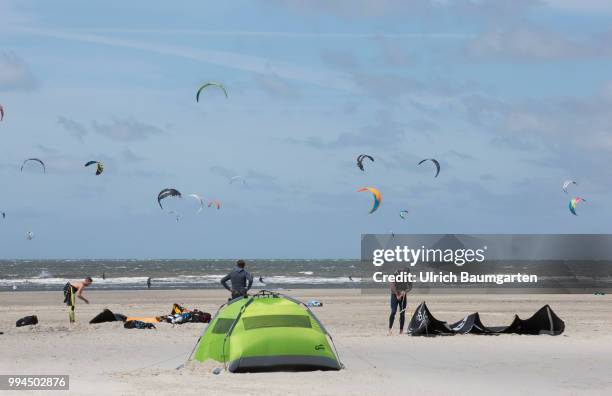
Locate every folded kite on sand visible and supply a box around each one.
[90,309,127,324]
[408,302,565,336]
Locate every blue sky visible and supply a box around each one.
[1,0,612,259]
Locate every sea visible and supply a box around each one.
[0,259,361,291]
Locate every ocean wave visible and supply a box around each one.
[0,274,361,288]
[35,270,53,279]
[262,276,360,284]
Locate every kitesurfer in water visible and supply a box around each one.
[147,277,151,289]
[63,277,92,323]
[221,260,253,300]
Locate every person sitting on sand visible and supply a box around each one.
[389,268,411,335]
[221,260,253,300]
[63,277,92,323]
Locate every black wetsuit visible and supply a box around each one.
[389,292,407,331]
[389,273,411,332]
[63,282,77,306]
[221,267,253,299]
[63,282,78,323]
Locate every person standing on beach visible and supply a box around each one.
[63,277,92,323]
[221,260,253,300]
[147,277,151,289]
[388,268,411,335]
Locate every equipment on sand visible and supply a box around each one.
[407,302,565,336]
[16,315,38,327]
[191,290,342,372]
[306,300,323,307]
[125,316,159,324]
[90,309,126,324]
[124,320,156,329]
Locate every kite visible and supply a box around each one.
[208,200,221,210]
[20,158,46,173]
[1,212,5,219]
[26,231,34,240]
[357,187,381,214]
[418,158,440,177]
[0,104,4,121]
[562,180,576,194]
[84,160,104,175]
[187,194,204,213]
[230,175,245,185]
[196,82,228,102]
[357,154,374,172]
[399,210,409,219]
[157,188,182,209]
[569,197,586,216]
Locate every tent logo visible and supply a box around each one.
[314,344,326,351]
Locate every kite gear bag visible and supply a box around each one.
[16,315,39,327]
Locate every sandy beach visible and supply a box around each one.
[0,290,610,395]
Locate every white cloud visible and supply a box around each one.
[57,117,88,141]
[91,118,163,141]
[253,72,298,99]
[466,26,608,60]
[12,27,360,94]
[0,52,38,91]
[265,0,541,21]
[544,0,612,13]
[0,1,34,27]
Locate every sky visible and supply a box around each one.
[1,0,612,259]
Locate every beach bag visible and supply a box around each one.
[124,320,156,330]
[16,315,38,327]
[191,310,211,323]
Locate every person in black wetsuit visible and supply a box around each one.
[388,268,411,335]
[63,277,92,323]
[220,260,253,300]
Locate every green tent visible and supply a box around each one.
[192,290,342,372]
